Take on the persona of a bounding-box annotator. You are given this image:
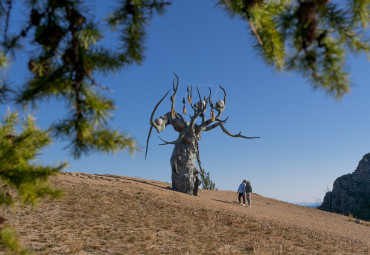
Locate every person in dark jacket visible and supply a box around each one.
[237,180,247,206]
[246,180,253,207]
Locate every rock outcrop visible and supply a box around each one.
[319,153,370,221]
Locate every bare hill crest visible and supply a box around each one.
[2,172,369,254]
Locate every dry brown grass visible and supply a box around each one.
[1,172,369,254]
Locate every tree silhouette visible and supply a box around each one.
[199,168,217,190]
[145,75,259,195]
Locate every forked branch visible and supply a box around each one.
[200,116,229,132]
[219,122,260,139]
[220,85,227,108]
[204,122,221,131]
[149,89,171,126]
[158,126,188,145]
[146,75,260,160]
[187,86,196,112]
[203,116,229,132]
[145,125,154,159]
[170,73,179,119]
[145,89,171,159]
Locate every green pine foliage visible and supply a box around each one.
[0,2,169,252]
[218,0,370,98]
[0,52,12,104]
[0,111,66,205]
[0,110,66,254]
[0,225,29,255]
[199,168,217,190]
[0,0,368,156]
[107,0,170,64]
[0,0,170,158]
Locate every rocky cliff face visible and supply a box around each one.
[319,153,370,221]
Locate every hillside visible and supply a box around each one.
[2,172,369,255]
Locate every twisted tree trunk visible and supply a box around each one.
[146,75,260,197]
[170,132,200,195]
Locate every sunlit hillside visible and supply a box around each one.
[2,173,369,255]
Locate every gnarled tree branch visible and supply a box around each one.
[170,73,179,119]
[219,122,260,139]
[145,89,171,159]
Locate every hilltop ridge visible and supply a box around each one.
[2,172,369,254]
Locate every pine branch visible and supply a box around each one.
[0,111,66,206]
[3,0,12,45]
[107,0,170,64]
[0,225,30,255]
[247,18,263,46]
[218,0,370,98]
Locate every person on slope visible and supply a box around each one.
[237,180,247,206]
[246,180,253,208]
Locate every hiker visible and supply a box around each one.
[237,180,247,206]
[246,180,253,207]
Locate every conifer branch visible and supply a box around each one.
[3,0,11,45]
[247,18,263,46]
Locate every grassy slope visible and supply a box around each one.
[2,172,369,255]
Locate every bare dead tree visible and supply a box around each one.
[146,74,259,196]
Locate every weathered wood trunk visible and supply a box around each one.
[170,132,200,195]
[146,76,259,196]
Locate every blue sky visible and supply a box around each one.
[2,0,370,203]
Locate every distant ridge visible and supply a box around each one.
[292,202,321,208]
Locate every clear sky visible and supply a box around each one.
[2,0,370,203]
